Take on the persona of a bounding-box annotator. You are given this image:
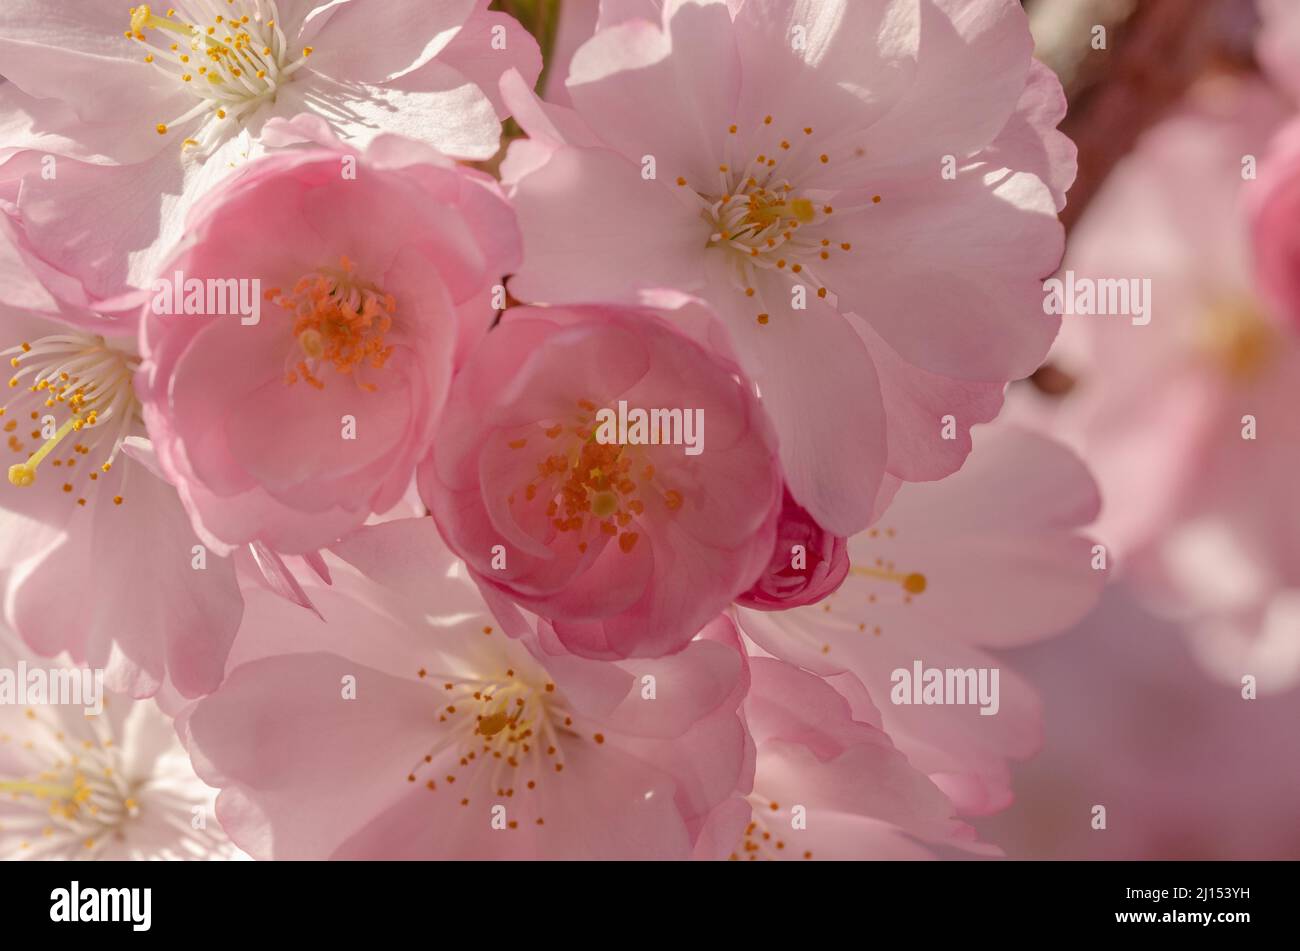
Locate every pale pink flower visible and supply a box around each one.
[737,425,1103,814]
[542,0,599,107]
[729,653,987,860]
[0,157,114,328]
[139,134,520,556]
[0,0,540,302]
[0,624,240,859]
[178,519,752,860]
[0,264,243,699]
[1017,77,1300,691]
[500,0,1072,534]
[419,298,782,659]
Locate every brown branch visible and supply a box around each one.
[1032,0,1260,231]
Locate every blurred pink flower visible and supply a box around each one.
[419,298,782,659]
[500,0,1072,535]
[737,425,1103,814]
[0,624,239,859]
[138,134,519,556]
[978,585,1300,860]
[179,519,752,860]
[1020,76,1300,691]
[1251,119,1300,333]
[0,0,540,303]
[1257,0,1300,102]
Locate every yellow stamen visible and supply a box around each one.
[851,565,927,594]
[8,415,79,487]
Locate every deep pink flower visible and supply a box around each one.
[500,0,1072,535]
[736,486,848,611]
[138,134,520,555]
[179,519,752,860]
[419,298,782,659]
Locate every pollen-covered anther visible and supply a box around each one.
[506,400,673,555]
[851,560,928,598]
[276,258,396,392]
[683,117,867,307]
[125,1,314,153]
[2,335,139,505]
[407,661,585,831]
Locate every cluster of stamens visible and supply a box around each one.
[506,399,687,556]
[676,116,882,326]
[125,1,313,154]
[1198,300,1277,382]
[3,334,140,506]
[272,256,396,392]
[1,703,226,858]
[730,797,814,861]
[0,715,138,855]
[406,639,606,829]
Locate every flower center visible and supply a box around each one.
[269,256,396,392]
[0,730,138,856]
[1197,299,1277,382]
[1,702,227,859]
[125,2,313,154]
[675,117,882,326]
[3,333,141,506]
[505,399,691,556]
[407,647,606,828]
[731,796,812,861]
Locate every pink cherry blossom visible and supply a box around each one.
[737,425,1103,814]
[178,519,752,860]
[500,0,1072,535]
[0,252,243,699]
[0,624,241,859]
[735,485,848,611]
[731,653,988,861]
[138,134,520,556]
[418,298,782,660]
[0,0,540,303]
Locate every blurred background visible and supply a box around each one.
[994,0,1300,860]
[496,0,1300,859]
